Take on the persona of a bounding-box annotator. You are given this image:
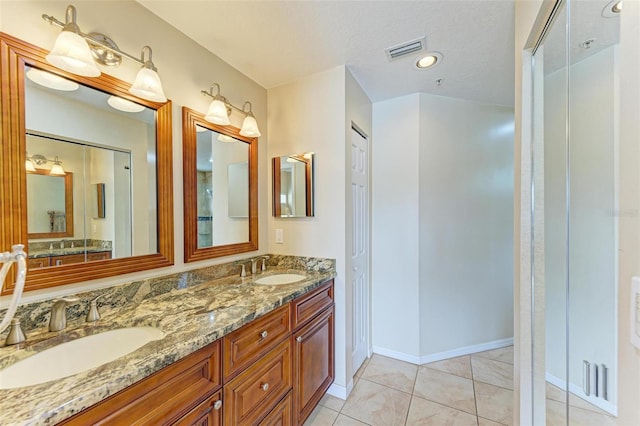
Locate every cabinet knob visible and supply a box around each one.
[261,383,269,391]
[260,330,268,339]
[296,336,302,343]
[213,400,222,410]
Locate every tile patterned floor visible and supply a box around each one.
[304,346,616,426]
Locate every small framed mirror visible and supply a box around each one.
[182,107,258,262]
[272,153,315,217]
[26,168,74,239]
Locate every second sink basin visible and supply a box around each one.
[255,274,307,285]
[0,326,164,389]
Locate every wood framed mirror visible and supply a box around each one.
[0,33,174,294]
[272,153,315,217]
[26,168,74,239]
[182,107,258,263]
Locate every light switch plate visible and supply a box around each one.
[631,277,640,349]
[275,228,284,244]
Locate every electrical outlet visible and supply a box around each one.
[275,228,284,244]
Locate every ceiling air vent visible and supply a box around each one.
[385,37,427,62]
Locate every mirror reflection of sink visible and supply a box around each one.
[254,274,307,285]
[0,326,164,390]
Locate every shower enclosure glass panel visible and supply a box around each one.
[531,0,620,424]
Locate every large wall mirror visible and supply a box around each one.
[182,107,258,262]
[0,33,174,294]
[272,153,315,217]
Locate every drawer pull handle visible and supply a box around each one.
[260,330,268,339]
[213,400,222,410]
[261,382,269,391]
[296,336,302,342]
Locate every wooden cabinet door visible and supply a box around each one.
[293,307,334,425]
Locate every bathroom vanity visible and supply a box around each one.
[0,258,335,426]
[60,280,334,426]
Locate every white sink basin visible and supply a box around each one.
[255,274,307,285]
[0,326,164,389]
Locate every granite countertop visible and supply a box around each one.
[0,268,335,425]
[28,247,112,259]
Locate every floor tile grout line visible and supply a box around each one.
[470,355,515,369]
[470,356,480,421]
[478,414,509,425]
[419,362,473,381]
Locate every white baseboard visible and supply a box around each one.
[545,372,617,416]
[326,378,353,401]
[371,346,421,364]
[372,337,513,365]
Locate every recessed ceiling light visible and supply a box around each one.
[107,95,145,113]
[603,0,621,17]
[26,68,79,91]
[415,52,443,70]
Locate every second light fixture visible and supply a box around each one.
[201,83,261,138]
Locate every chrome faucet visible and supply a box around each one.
[250,258,260,275]
[49,297,80,332]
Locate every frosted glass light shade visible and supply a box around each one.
[240,115,261,137]
[50,159,65,176]
[107,95,145,113]
[25,159,36,172]
[205,99,231,125]
[217,134,236,143]
[26,68,79,91]
[129,67,167,102]
[46,31,100,77]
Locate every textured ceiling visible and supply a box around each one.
[138,0,516,106]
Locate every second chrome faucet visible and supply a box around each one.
[49,297,80,332]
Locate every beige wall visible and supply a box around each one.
[0,0,268,303]
[267,66,351,395]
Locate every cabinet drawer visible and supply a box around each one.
[223,304,291,381]
[61,340,222,425]
[259,391,292,426]
[87,251,112,261]
[27,257,49,269]
[224,339,292,426]
[292,280,334,330]
[50,253,86,266]
[173,390,223,426]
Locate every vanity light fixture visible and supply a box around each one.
[26,68,79,91]
[240,102,262,138]
[27,154,66,176]
[107,95,145,113]
[415,52,443,70]
[25,154,36,172]
[200,83,261,137]
[202,83,231,125]
[42,5,167,102]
